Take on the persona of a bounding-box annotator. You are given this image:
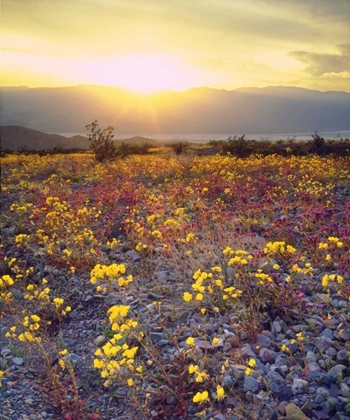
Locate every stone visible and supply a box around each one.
[314,336,334,351]
[320,329,334,339]
[323,319,337,330]
[223,375,235,387]
[125,250,142,263]
[329,364,347,375]
[13,357,24,365]
[104,293,121,307]
[269,411,278,420]
[307,362,321,372]
[63,353,82,366]
[241,344,256,359]
[340,382,350,397]
[275,385,293,401]
[243,376,259,392]
[213,414,226,420]
[321,373,336,386]
[306,351,317,362]
[292,378,308,394]
[311,410,331,419]
[336,350,349,363]
[266,370,286,385]
[272,319,282,334]
[149,332,165,343]
[94,335,108,347]
[257,333,271,347]
[301,401,318,416]
[277,401,288,414]
[285,403,310,420]
[334,328,350,342]
[259,348,277,363]
[229,334,240,348]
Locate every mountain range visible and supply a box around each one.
[1,85,349,135]
[0,125,165,151]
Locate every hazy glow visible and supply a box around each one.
[83,54,199,93]
[1,0,350,92]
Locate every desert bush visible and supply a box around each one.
[86,120,118,162]
[170,141,190,155]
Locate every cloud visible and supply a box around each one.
[291,44,350,76]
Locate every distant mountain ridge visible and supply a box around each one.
[0,125,90,150]
[1,85,349,134]
[0,126,167,151]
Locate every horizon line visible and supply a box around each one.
[1,83,349,95]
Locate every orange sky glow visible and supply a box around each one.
[1,0,350,93]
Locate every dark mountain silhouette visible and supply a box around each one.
[1,85,349,134]
[0,125,90,150]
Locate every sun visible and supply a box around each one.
[96,53,197,93]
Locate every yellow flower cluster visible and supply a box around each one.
[321,274,344,288]
[15,234,31,248]
[184,265,243,308]
[93,305,140,387]
[245,358,257,376]
[90,263,133,289]
[188,364,209,383]
[0,274,14,303]
[254,270,274,285]
[22,314,41,331]
[264,241,296,256]
[193,390,209,404]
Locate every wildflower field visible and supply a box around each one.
[1,150,350,420]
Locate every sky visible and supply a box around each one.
[1,0,350,92]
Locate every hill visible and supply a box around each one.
[1,85,349,135]
[114,136,165,147]
[0,125,90,151]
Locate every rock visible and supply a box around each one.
[320,329,334,339]
[94,335,108,347]
[243,376,259,392]
[149,332,165,343]
[314,336,334,351]
[292,378,308,394]
[323,318,337,330]
[275,385,293,401]
[213,414,226,420]
[155,271,169,283]
[285,402,310,420]
[308,371,322,382]
[336,350,349,363]
[334,328,350,342]
[229,334,240,348]
[125,250,142,263]
[103,293,121,307]
[272,319,282,334]
[223,375,235,387]
[308,362,321,372]
[277,401,288,414]
[269,411,278,420]
[311,410,331,419]
[266,370,286,385]
[321,373,337,386]
[62,353,82,366]
[241,345,256,359]
[340,382,350,397]
[257,333,271,347]
[259,348,277,363]
[329,364,347,375]
[13,357,24,365]
[306,351,317,362]
[301,401,318,416]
